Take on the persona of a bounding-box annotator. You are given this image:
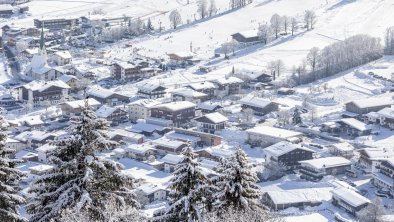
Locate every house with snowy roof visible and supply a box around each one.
[246,125,303,148]
[16,80,70,106]
[150,101,196,127]
[194,112,228,134]
[52,50,72,65]
[231,30,260,44]
[338,118,372,137]
[168,128,222,147]
[29,164,54,176]
[151,137,187,155]
[86,87,129,106]
[137,83,166,99]
[135,184,168,205]
[262,187,332,211]
[95,105,128,126]
[128,122,171,136]
[298,156,352,181]
[345,94,394,115]
[197,102,222,114]
[125,144,156,161]
[0,5,14,18]
[375,106,394,129]
[36,143,56,163]
[358,147,394,172]
[264,141,314,167]
[108,129,144,145]
[328,142,355,159]
[186,81,216,98]
[195,147,235,161]
[160,154,184,173]
[59,98,101,116]
[240,95,279,116]
[127,99,161,122]
[57,74,79,90]
[171,88,208,104]
[372,158,394,193]
[112,61,141,81]
[331,188,370,215]
[212,76,243,97]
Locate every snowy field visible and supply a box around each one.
[102,0,394,76]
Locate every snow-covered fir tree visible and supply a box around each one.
[159,146,208,222]
[214,148,261,212]
[292,107,302,125]
[27,100,138,222]
[0,116,26,222]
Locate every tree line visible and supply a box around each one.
[290,34,383,85]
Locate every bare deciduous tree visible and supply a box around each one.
[290,17,297,36]
[169,10,182,29]
[270,14,283,39]
[258,24,273,44]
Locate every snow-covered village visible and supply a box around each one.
[1,0,394,221]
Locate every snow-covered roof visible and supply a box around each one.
[349,94,394,109]
[234,30,259,38]
[160,154,184,165]
[128,99,161,108]
[24,48,39,55]
[340,118,371,131]
[29,164,54,173]
[151,137,186,149]
[61,98,101,109]
[36,143,56,153]
[137,184,165,195]
[58,74,77,83]
[22,115,44,126]
[188,82,216,90]
[22,80,70,91]
[168,51,195,58]
[166,131,201,143]
[171,88,207,98]
[200,147,234,159]
[153,101,196,112]
[126,144,156,154]
[331,188,370,208]
[117,61,136,69]
[129,122,168,133]
[54,50,72,59]
[246,126,302,139]
[299,157,351,170]
[137,82,165,93]
[87,87,115,98]
[240,95,273,109]
[197,102,222,111]
[264,141,314,157]
[377,107,394,119]
[108,129,143,140]
[362,148,394,160]
[199,158,219,170]
[330,142,354,152]
[195,112,228,124]
[96,105,119,118]
[265,187,333,205]
[0,5,14,11]
[213,76,243,85]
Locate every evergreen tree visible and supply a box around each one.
[28,100,137,222]
[214,148,260,212]
[147,18,154,31]
[292,107,302,125]
[0,116,26,222]
[160,146,208,222]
